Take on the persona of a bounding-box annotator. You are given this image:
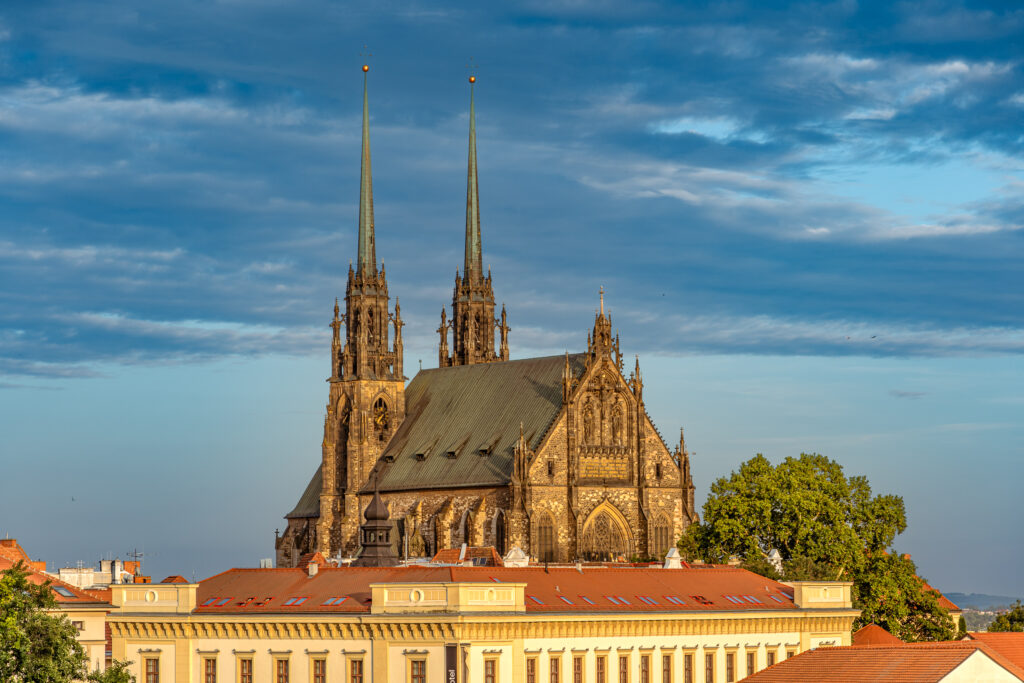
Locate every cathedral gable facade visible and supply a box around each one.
[274,71,695,568]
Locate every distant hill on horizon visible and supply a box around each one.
[947,592,1021,610]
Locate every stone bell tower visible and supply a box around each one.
[439,76,510,367]
[318,65,406,559]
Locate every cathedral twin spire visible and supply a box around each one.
[337,68,508,381]
[440,76,510,367]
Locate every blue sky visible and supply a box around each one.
[1,1,1022,595]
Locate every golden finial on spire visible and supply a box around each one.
[363,64,369,72]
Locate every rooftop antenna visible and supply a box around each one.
[126,548,146,574]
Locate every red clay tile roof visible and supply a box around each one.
[920,579,960,611]
[743,642,1024,682]
[967,632,1024,671]
[0,539,47,571]
[296,552,329,568]
[853,624,903,646]
[193,565,811,615]
[430,546,503,566]
[0,555,111,608]
[160,575,189,584]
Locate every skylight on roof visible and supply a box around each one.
[490,577,502,583]
[744,595,763,604]
[283,596,309,606]
[637,596,658,605]
[214,597,232,606]
[559,595,573,605]
[323,596,348,606]
[52,586,76,598]
[615,596,631,604]
[578,595,595,605]
[200,598,217,606]
[664,595,686,605]
[528,595,544,605]
[770,595,783,603]
[605,596,620,605]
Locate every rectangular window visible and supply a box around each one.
[662,654,672,683]
[786,650,795,660]
[596,656,607,683]
[410,659,426,683]
[619,654,629,683]
[204,658,216,683]
[704,653,714,683]
[276,659,289,683]
[145,658,159,683]
[350,659,364,683]
[527,658,537,683]
[71,621,84,632]
[485,658,497,683]
[746,652,755,676]
[766,652,775,667]
[550,655,560,683]
[683,654,693,683]
[239,658,253,683]
[313,659,326,683]
[640,655,650,683]
[725,654,734,682]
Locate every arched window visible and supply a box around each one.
[460,510,473,546]
[581,506,631,561]
[537,514,556,562]
[652,516,672,557]
[493,510,506,556]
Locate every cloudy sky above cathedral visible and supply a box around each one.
[1,1,1022,594]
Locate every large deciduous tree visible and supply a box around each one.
[0,562,136,683]
[680,453,956,641]
[0,562,87,683]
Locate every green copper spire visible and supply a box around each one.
[464,76,482,283]
[357,65,376,275]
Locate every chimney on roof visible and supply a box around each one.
[663,548,683,569]
[308,562,319,578]
[113,558,123,584]
[458,543,467,562]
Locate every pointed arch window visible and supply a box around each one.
[537,514,556,562]
[653,516,672,557]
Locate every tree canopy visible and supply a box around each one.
[1,562,135,683]
[989,601,1024,632]
[679,453,955,641]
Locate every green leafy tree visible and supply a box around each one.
[681,453,955,641]
[853,552,956,642]
[989,601,1024,632]
[0,562,88,682]
[687,453,906,574]
[88,660,135,683]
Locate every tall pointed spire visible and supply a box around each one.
[357,64,376,275]
[464,75,482,283]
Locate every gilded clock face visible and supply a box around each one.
[374,401,388,428]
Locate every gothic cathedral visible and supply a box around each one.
[275,70,696,567]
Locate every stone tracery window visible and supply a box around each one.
[581,509,630,561]
[652,516,672,557]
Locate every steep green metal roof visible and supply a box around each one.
[285,464,322,519]
[369,353,587,493]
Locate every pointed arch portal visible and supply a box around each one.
[580,502,633,561]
